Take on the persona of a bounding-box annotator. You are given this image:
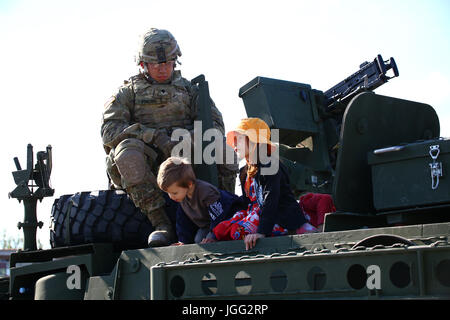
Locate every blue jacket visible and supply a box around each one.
[176,189,244,244]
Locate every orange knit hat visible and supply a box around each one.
[226,118,276,153]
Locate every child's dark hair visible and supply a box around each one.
[157,157,196,191]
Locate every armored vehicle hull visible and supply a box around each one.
[6,222,450,300]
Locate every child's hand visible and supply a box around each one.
[244,233,265,250]
[170,241,184,246]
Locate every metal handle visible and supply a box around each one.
[373,146,405,154]
[429,145,443,190]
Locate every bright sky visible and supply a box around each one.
[1,0,449,249]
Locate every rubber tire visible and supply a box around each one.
[49,190,163,250]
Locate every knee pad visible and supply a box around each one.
[114,138,149,187]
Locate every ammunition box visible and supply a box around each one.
[239,77,318,146]
[368,139,450,211]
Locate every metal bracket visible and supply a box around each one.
[9,144,54,251]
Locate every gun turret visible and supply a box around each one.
[239,54,400,195]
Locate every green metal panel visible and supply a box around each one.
[333,92,440,213]
[190,75,219,187]
[239,77,318,147]
[280,156,333,195]
[34,270,88,300]
[150,241,450,299]
[9,244,119,300]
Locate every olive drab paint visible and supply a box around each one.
[5,54,450,301]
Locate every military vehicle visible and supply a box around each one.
[2,55,449,301]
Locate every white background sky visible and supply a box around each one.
[1,0,449,249]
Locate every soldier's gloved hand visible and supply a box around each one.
[154,129,177,158]
[120,124,156,144]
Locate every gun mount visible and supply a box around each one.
[9,144,54,251]
[239,54,449,231]
[238,54,400,195]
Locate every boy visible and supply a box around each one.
[157,157,241,245]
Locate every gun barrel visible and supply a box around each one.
[324,54,399,113]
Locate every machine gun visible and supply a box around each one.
[9,144,54,251]
[239,54,400,195]
[324,54,399,114]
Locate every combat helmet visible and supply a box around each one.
[136,28,182,65]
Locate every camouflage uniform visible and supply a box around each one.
[101,28,238,246]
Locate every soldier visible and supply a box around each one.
[101,28,238,247]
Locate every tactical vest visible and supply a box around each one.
[131,71,195,133]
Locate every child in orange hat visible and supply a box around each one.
[213,118,317,250]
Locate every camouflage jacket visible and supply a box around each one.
[101,70,225,153]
